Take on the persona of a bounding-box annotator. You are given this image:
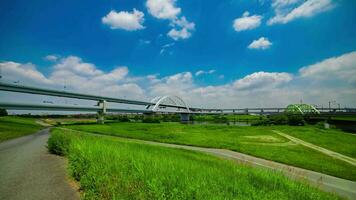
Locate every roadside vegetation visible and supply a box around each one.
[48,128,341,200]
[66,122,356,181]
[0,116,43,142]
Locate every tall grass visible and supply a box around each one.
[66,122,356,181]
[49,128,340,200]
[0,116,43,142]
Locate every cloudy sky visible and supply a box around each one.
[0,0,355,109]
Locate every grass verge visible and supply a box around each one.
[48,128,341,200]
[0,116,43,142]
[66,122,356,181]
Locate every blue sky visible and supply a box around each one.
[0,0,355,108]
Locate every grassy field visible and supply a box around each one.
[275,126,356,158]
[66,122,356,181]
[48,128,341,200]
[0,116,43,142]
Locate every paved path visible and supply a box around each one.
[0,129,79,200]
[272,130,356,167]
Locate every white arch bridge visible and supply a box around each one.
[0,82,355,123]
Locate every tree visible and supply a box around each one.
[0,108,8,116]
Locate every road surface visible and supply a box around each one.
[0,128,79,200]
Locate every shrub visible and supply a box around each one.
[142,116,160,123]
[117,115,130,122]
[47,131,71,156]
[315,121,327,129]
[287,114,305,126]
[212,115,228,123]
[0,108,8,116]
[269,114,288,125]
[251,119,271,126]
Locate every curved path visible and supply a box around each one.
[63,127,356,199]
[0,129,79,200]
[136,139,356,199]
[272,130,356,167]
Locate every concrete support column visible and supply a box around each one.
[180,113,190,123]
[97,100,107,124]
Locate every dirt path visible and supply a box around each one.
[0,128,79,200]
[272,130,356,167]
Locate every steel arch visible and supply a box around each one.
[285,104,320,115]
[149,95,190,112]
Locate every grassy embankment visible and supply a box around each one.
[0,116,43,142]
[48,128,341,200]
[276,126,356,158]
[66,122,356,181]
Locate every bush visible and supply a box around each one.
[251,119,271,126]
[287,114,305,126]
[142,116,160,123]
[252,114,305,126]
[116,115,130,122]
[315,121,326,129]
[0,108,8,116]
[47,131,71,156]
[269,114,288,125]
[212,115,228,123]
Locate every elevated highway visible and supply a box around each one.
[1,82,355,122]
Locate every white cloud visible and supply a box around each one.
[160,42,175,55]
[248,37,272,50]
[195,69,215,76]
[167,16,195,40]
[271,0,302,9]
[233,11,262,32]
[2,51,356,109]
[0,62,52,85]
[146,0,181,19]
[102,9,145,31]
[299,51,356,84]
[0,56,145,99]
[53,56,103,77]
[44,55,59,62]
[168,17,195,40]
[167,28,191,40]
[233,72,293,90]
[268,0,334,25]
[149,72,194,97]
[146,0,195,41]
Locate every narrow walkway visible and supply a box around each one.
[0,129,79,200]
[272,130,356,167]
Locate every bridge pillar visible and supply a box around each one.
[180,113,190,123]
[97,100,107,124]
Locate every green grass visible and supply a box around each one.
[0,116,43,142]
[66,122,356,181]
[49,128,341,200]
[275,126,356,158]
